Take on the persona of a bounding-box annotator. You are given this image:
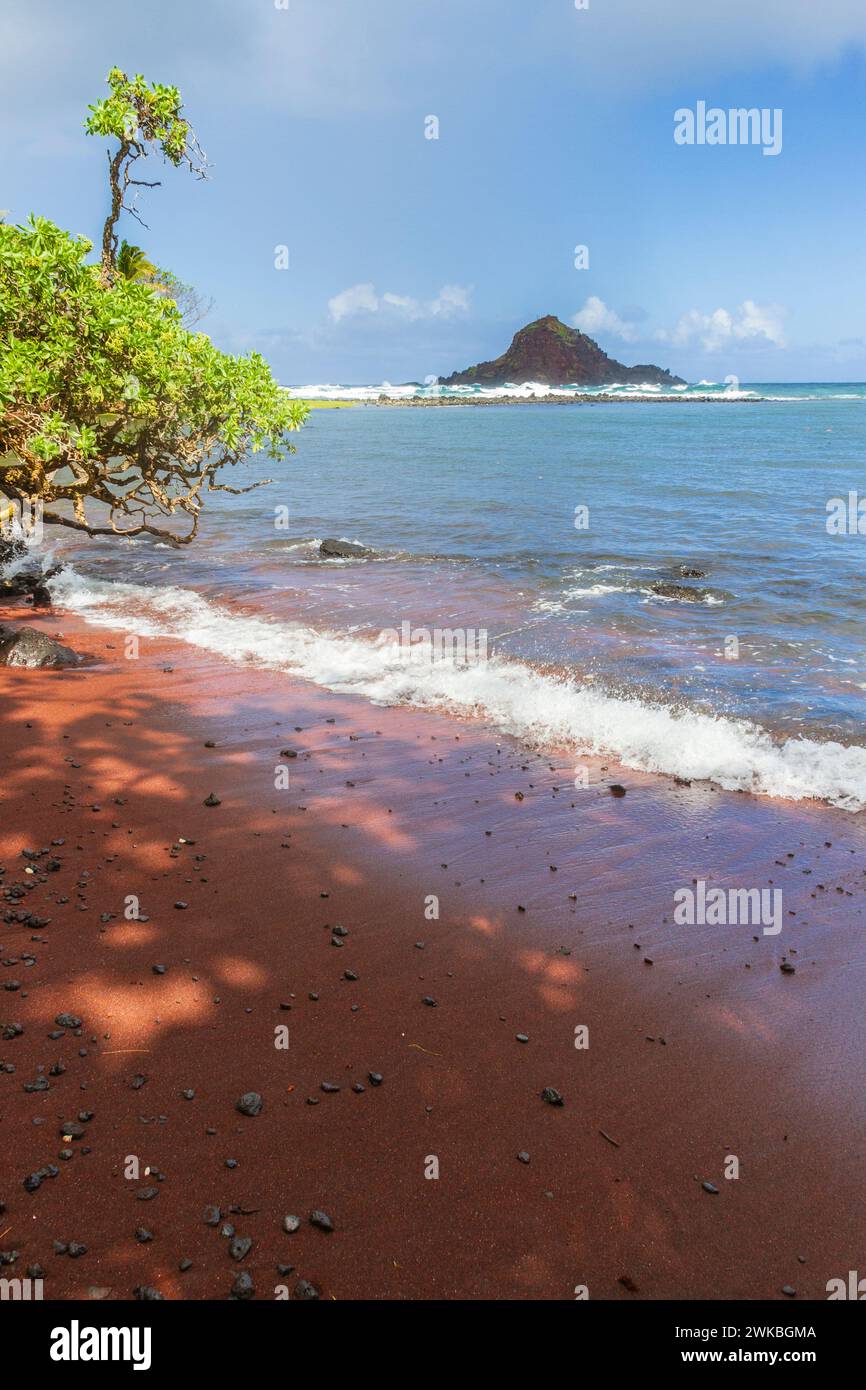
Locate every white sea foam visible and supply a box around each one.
[533,583,629,611]
[285,381,865,405]
[286,381,760,403]
[47,568,866,811]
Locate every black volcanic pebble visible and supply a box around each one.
[135,1228,154,1243]
[236,1091,263,1117]
[134,1285,164,1300]
[54,1013,82,1029]
[702,1181,720,1195]
[137,1187,159,1201]
[229,1235,253,1261]
[282,1215,301,1233]
[351,1082,365,1093]
[541,1087,564,1106]
[67,1243,87,1258]
[517,1151,531,1164]
[203,1205,221,1226]
[310,1210,334,1233]
[368,1072,383,1087]
[293,1278,321,1300]
[422,996,437,1007]
[320,1082,340,1093]
[179,1258,193,1272]
[232,1272,255,1300]
[609,784,627,797]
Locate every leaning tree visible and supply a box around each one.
[0,69,306,545]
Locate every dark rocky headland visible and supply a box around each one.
[438,315,686,389]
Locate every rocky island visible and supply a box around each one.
[438,314,685,388]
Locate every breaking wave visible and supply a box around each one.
[47,567,866,811]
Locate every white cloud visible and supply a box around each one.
[656,300,787,351]
[572,296,640,343]
[430,284,471,317]
[9,0,866,135]
[328,282,470,324]
[328,283,380,323]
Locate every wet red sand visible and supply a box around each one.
[1,604,864,1301]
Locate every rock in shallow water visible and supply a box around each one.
[649,582,712,604]
[319,538,371,559]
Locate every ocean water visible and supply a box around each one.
[32,391,866,810]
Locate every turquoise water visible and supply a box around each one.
[45,395,866,807]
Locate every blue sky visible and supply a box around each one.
[2,0,865,383]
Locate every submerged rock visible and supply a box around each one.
[319,538,371,559]
[649,582,711,603]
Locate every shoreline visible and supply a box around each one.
[342,394,763,407]
[1,600,864,1300]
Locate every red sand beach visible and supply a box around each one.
[1,603,864,1301]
